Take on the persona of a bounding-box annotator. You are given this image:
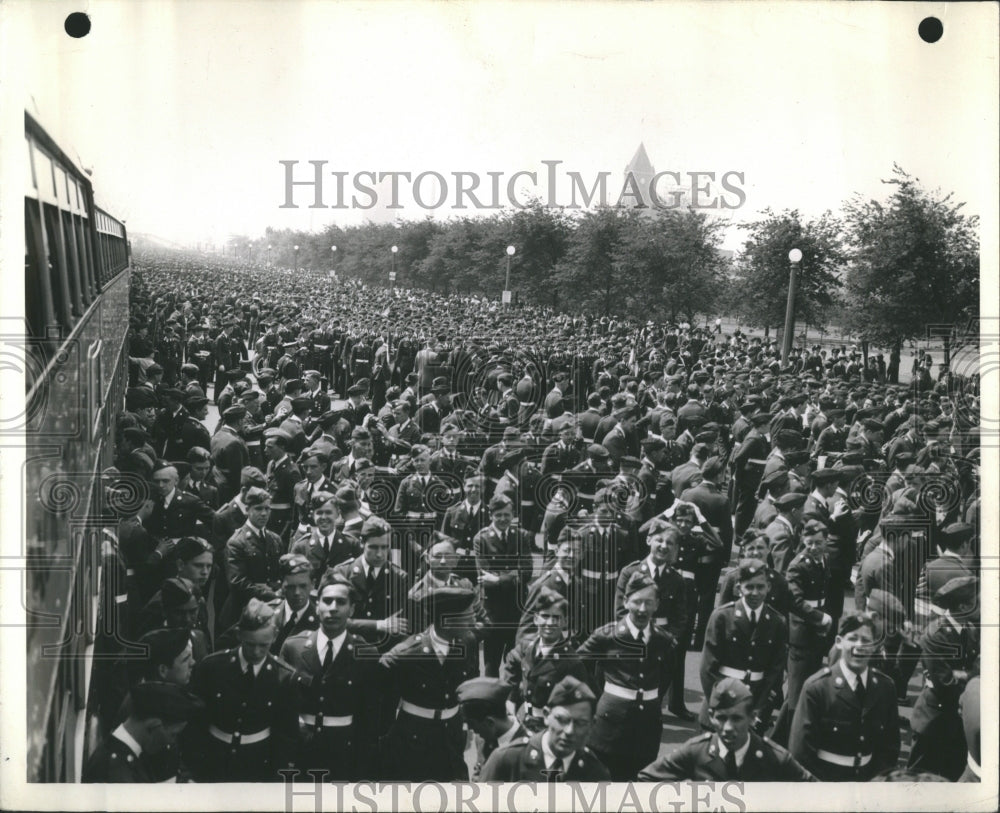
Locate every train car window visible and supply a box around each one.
[74,216,95,303]
[24,198,56,346]
[42,203,73,333]
[60,210,85,317]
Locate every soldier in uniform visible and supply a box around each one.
[186,599,299,782]
[718,532,792,622]
[789,613,901,781]
[479,675,611,781]
[614,523,687,654]
[501,588,590,733]
[220,487,284,632]
[764,491,806,574]
[474,494,534,676]
[211,405,251,503]
[263,428,301,542]
[457,677,529,781]
[732,411,771,536]
[577,571,673,780]
[700,559,788,733]
[179,446,221,510]
[83,682,204,783]
[770,518,833,746]
[268,554,319,654]
[577,488,634,638]
[378,587,481,781]
[289,492,362,582]
[332,516,411,650]
[177,395,212,461]
[280,571,381,780]
[909,575,980,781]
[639,678,814,781]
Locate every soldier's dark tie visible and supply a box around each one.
[244,666,255,692]
[366,568,377,593]
[280,611,297,642]
[748,609,758,635]
[323,640,334,671]
[546,758,561,782]
[724,748,739,779]
[855,676,866,707]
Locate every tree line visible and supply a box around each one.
[227,166,979,370]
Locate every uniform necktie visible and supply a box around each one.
[281,611,298,640]
[636,628,645,644]
[724,748,739,778]
[244,666,255,691]
[748,610,758,633]
[855,676,866,706]
[367,567,378,592]
[323,640,334,670]
[546,758,562,782]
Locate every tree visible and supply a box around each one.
[551,208,633,317]
[842,165,979,381]
[730,209,844,335]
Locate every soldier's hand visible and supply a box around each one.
[381,615,410,636]
[155,538,178,557]
[481,572,501,585]
[952,669,969,684]
[820,612,833,629]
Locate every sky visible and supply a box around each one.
[5,1,998,252]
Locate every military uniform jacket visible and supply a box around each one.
[500,634,590,711]
[479,731,611,781]
[788,661,900,781]
[700,601,787,717]
[785,550,829,648]
[212,499,247,551]
[911,616,979,735]
[393,472,448,516]
[733,430,768,486]
[292,475,337,530]
[680,481,733,560]
[224,524,284,607]
[82,731,152,783]
[265,456,301,510]
[289,527,361,583]
[638,731,815,782]
[280,629,381,773]
[147,490,214,541]
[541,440,582,475]
[613,559,687,646]
[377,629,480,781]
[270,599,320,654]
[187,648,298,780]
[578,521,633,585]
[332,556,411,645]
[718,566,792,621]
[577,619,673,754]
[473,525,533,622]
[517,565,588,642]
[211,426,251,496]
[176,414,212,462]
[763,515,798,572]
[180,476,221,511]
[441,500,489,551]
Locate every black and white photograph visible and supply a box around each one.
[1,2,997,811]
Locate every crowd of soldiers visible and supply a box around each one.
[83,254,983,784]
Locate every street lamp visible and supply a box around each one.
[331,245,337,280]
[504,245,516,305]
[267,244,273,266]
[781,248,802,365]
[294,244,300,273]
[390,245,398,289]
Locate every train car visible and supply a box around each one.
[23,110,131,782]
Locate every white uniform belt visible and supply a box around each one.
[270,503,292,510]
[816,749,872,767]
[115,593,128,604]
[581,569,617,580]
[680,570,696,580]
[208,724,271,744]
[126,568,136,577]
[654,617,669,627]
[399,700,459,720]
[300,713,353,727]
[525,704,547,718]
[803,599,822,608]
[603,681,657,701]
[719,666,765,681]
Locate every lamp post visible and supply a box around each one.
[267,244,272,267]
[294,244,300,273]
[781,248,802,365]
[504,245,516,306]
[390,245,398,290]
[331,245,337,280]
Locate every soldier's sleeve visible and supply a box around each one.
[760,615,788,716]
[774,744,818,782]
[787,676,823,775]
[478,742,514,781]
[872,673,901,775]
[699,609,725,699]
[636,741,697,781]
[613,567,630,620]
[499,641,524,703]
[786,560,825,627]
[667,574,688,645]
[225,536,273,600]
[271,667,299,774]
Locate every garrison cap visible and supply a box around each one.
[278,552,312,578]
[223,404,247,421]
[130,681,204,723]
[125,388,158,410]
[863,419,886,432]
[161,577,198,611]
[775,492,806,510]
[547,675,597,709]
[587,443,610,458]
[138,627,191,668]
[502,426,521,440]
[624,570,657,597]
[244,486,271,508]
[422,585,476,616]
[866,588,905,622]
[620,455,642,470]
[147,363,164,375]
[801,518,828,535]
[942,522,974,547]
[263,428,292,442]
[737,558,769,581]
[346,383,367,396]
[641,437,666,454]
[749,411,772,426]
[812,468,840,485]
[173,536,212,561]
[457,676,511,707]
[184,394,209,410]
[359,515,392,540]
[291,396,313,410]
[934,576,977,610]
[761,468,789,488]
[122,426,151,444]
[240,466,267,487]
[784,449,811,467]
[709,677,753,710]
